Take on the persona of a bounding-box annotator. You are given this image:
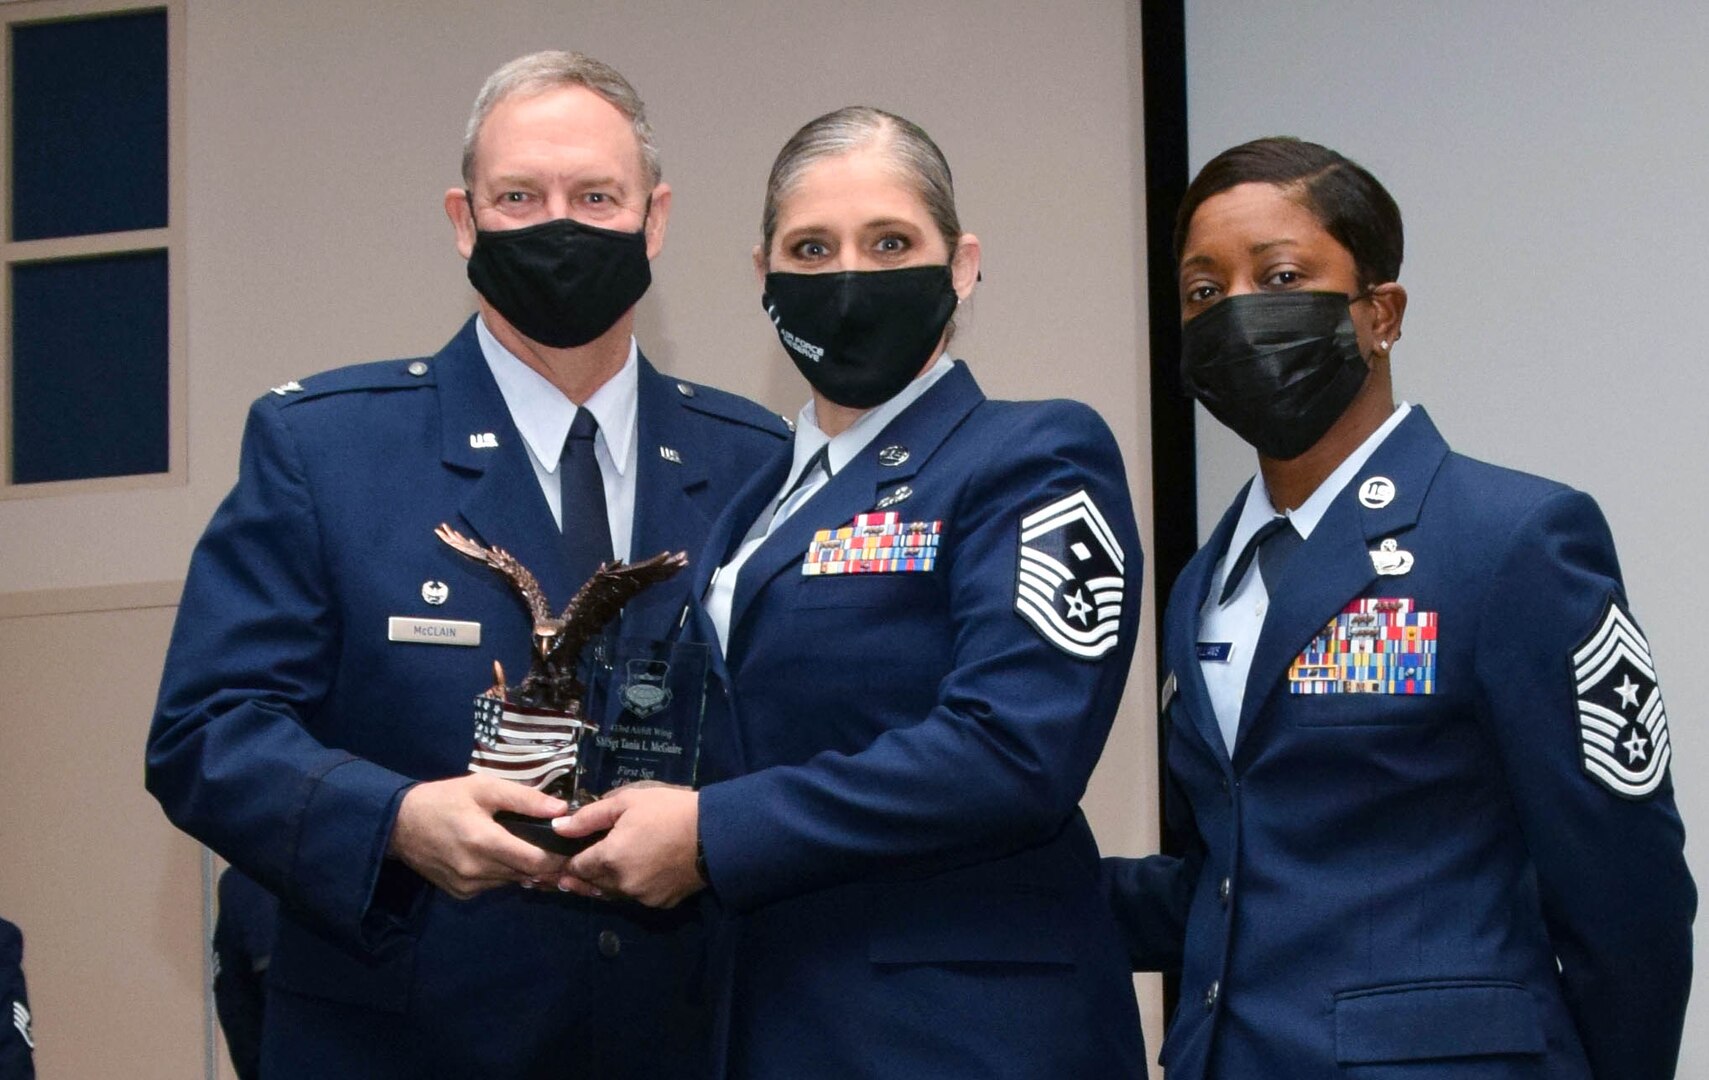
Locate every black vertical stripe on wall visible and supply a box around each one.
[1141,0,1191,1024]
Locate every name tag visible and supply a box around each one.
[1197,641,1234,663]
[388,617,481,647]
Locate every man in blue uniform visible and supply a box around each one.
[1105,137,1693,1079]
[147,51,787,1078]
[0,918,32,1080]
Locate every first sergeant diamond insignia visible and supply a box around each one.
[1015,488,1125,660]
[1573,594,1671,799]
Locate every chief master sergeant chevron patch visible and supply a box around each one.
[1574,594,1671,799]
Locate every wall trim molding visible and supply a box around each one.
[0,579,181,619]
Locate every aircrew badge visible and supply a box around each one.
[1289,597,1437,694]
[1014,489,1126,660]
[803,511,942,575]
[1573,594,1670,798]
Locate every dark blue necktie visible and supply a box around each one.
[1219,515,1302,605]
[561,409,613,588]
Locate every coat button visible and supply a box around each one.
[676,382,696,397]
[1219,877,1232,906]
[1204,980,1220,1009]
[597,929,621,958]
[407,360,428,376]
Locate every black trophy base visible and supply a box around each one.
[494,810,609,856]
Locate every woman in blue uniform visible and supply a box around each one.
[558,106,1147,1078]
[1104,137,1694,1079]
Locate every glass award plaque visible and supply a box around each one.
[580,634,710,792]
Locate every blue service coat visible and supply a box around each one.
[1105,407,1694,1079]
[0,919,32,1080]
[147,318,788,1079]
[690,361,1148,1078]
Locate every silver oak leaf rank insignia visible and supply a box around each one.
[1015,489,1126,660]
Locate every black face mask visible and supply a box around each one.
[762,266,959,410]
[465,202,652,349]
[1180,291,1371,460]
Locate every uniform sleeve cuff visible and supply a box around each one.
[290,757,423,950]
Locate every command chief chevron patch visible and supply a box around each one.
[1015,489,1125,660]
[1574,594,1671,799]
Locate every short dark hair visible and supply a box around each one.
[1175,137,1403,289]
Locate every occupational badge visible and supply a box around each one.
[435,524,710,851]
[1014,488,1126,660]
[1573,594,1671,798]
[1368,538,1415,576]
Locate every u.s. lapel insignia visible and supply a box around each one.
[658,446,683,464]
[1289,597,1437,694]
[1369,538,1415,576]
[1573,595,1670,798]
[878,445,910,467]
[469,432,499,449]
[803,512,942,575]
[421,580,450,605]
[270,380,304,396]
[876,485,912,509]
[1015,488,1126,660]
[620,658,674,717]
[1358,476,1396,509]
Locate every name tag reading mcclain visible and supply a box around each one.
[388,616,482,646]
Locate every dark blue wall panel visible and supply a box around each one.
[11,251,169,483]
[10,9,169,240]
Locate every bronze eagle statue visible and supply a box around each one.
[434,523,687,710]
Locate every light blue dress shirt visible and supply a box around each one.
[474,315,638,561]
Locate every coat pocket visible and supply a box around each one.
[792,570,941,610]
[868,883,1075,966]
[1333,979,1544,1064]
[267,910,414,1013]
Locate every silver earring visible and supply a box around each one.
[1379,339,1390,351]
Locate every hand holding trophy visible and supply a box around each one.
[435,524,705,855]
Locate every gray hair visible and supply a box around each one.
[761,106,960,260]
[461,50,660,188]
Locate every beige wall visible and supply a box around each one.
[0,0,1162,1073]
[0,593,208,1078]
